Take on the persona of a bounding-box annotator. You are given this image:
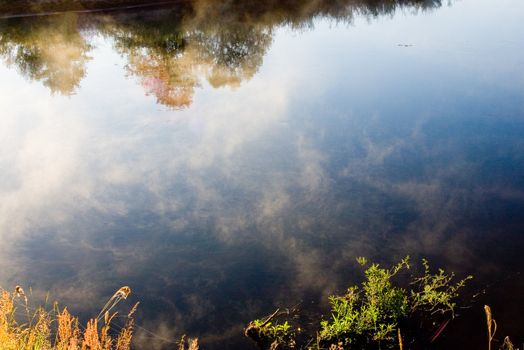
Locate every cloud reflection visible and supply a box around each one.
[3,0,524,349]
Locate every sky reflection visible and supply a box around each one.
[1,0,524,349]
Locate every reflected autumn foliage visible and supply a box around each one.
[124,28,271,107]
[0,13,90,95]
[0,0,443,103]
[100,5,273,108]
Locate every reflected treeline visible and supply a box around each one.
[0,0,443,103]
[103,7,272,107]
[0,13,90,95]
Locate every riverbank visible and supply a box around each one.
[0,0,180,17]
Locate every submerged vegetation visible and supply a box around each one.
[0,285,137,350]
[246,257,472,350]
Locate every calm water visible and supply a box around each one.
[1,0,524,348]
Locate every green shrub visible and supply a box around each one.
[245,313,296,349]
[246,257,472,350]
[317,256,471,349]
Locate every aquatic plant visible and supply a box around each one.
[0,285,137,350]
[246,257,472,350]
[316,257,472,349]
[245,309,297,350]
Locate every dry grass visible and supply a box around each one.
[484,305,496,350]
[0,286,136,350]
[177,335,200,350]
[484,305,517,350]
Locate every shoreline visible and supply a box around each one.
[0,0,183,17]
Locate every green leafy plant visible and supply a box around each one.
[245,309,297,349]
[254,320,293,342]
[317,256,472,349]
[246,257,472,350]
[410,259,471,317]
[318,257,411,347]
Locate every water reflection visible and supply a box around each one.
[0,13,90,94]
[109,20,271,107]
[0,0,442,104]
[2,0,524,349]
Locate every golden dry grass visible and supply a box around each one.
[484,305,496,350]
[177,335,200,350]
[0,286,136,350]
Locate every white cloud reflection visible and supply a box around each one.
[1,0,524,348]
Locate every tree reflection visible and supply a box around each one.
[0,0,443,103]
[121,26,272,107]
[0,13,91,95]
[104,11,273,108]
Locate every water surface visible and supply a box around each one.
[1,0,524,348]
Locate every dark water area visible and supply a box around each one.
[1,0,524,348]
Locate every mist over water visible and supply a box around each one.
[1,0,524,348]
